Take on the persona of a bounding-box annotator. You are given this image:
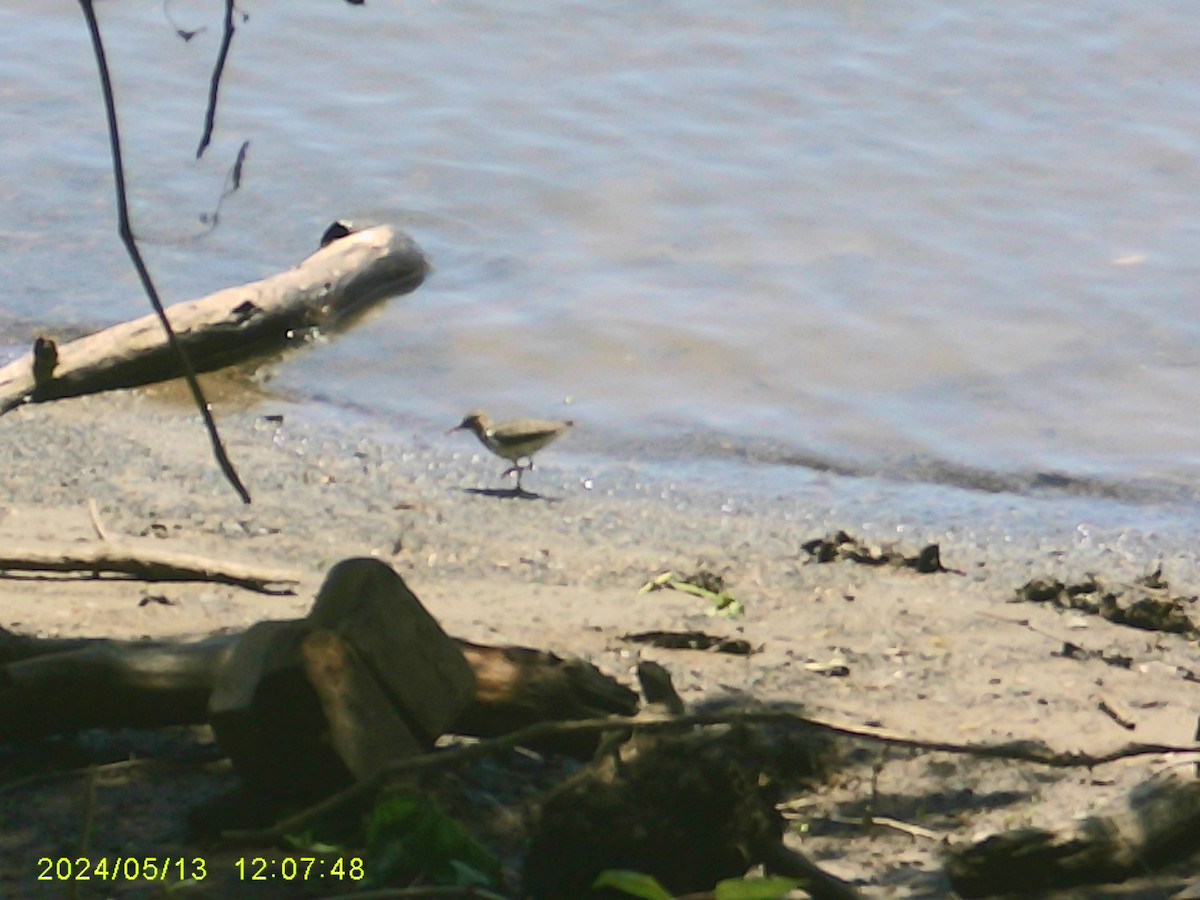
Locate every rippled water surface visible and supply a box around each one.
[4,1,1200,525]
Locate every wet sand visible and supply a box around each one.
[1,384,1198,898]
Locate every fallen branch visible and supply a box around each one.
[0,224,427,413]
[221,706,1200,845]
[0,543,299,594]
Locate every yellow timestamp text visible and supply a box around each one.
[235,856,365,881]
[37,856,207,882]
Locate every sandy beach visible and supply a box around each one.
[8,3,1200,896]
[1,382,1199,898]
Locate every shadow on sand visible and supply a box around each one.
[461,486,562,502]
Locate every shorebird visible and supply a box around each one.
[449,411,573,490]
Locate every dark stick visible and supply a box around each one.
[195,0,237,159]
[76,0,251,504]
[223,708,1200,845]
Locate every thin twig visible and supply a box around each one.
[196,0,237,159]
[86,498,110,543]
[76,0,250,504]
[826,812,942,841]
[221,708,1200,845]
[198,140,251,230]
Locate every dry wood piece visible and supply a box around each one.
[302,629,428,782]
[210,558,477,799]
[0,543,299,594]
[306,558,477,747]
[0,224,427,413]
[945,772,1200,896]
[453,640,639,755]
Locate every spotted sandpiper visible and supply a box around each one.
[449,410,573,490]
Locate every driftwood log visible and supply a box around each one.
[0,223,427,412]
[0,631,637,742]
[0,561,639,779]
[945,771,1200,896]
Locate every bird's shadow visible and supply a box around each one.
[461,486,562,502]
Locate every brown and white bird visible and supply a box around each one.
[448,410,573,490]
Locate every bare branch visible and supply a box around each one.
[198,140,250,228]
[76,0,250,504]
[196,0,238,160]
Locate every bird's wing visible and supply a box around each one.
[491,421,566,450]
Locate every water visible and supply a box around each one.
[4,1,1200,530]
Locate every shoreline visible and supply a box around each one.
[2,386,1199,896]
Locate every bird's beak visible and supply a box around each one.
[446,424,465,435]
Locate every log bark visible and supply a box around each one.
[0,631,636,744]
[0,635,233,737]
[454,639,645,745]
[0,224,427,412]
[0,631,637,744]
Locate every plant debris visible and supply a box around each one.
[1014,568,1198,636]
[639,569,743,617]
[1053,641,1133,669]
[621,630,756,656]
[800,531,956,574]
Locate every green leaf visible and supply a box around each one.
[668,580,719,600]
[709,596,745,618]
[713,875,805,899]
[665,580,744,616]
[365,791,500,888]
[592,869,675,900]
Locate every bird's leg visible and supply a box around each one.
[501,459,534,491]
